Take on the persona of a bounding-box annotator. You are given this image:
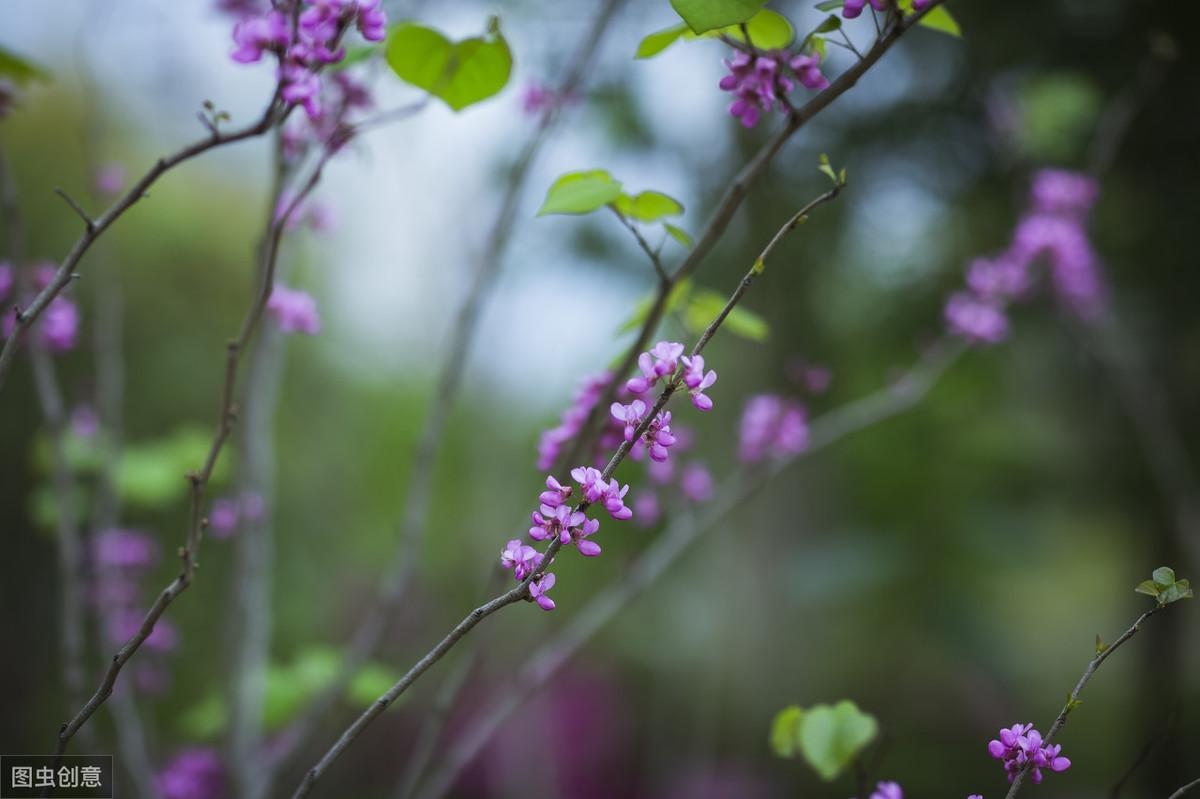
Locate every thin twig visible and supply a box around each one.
[265,0,630,773]
[411,343,962,799]
[291,187,844,799]
[610,206,669,284]
[0,87,285,393]
[558,0,945,473]
[48,116,333,760]
[1003,606,1165,799]
[53,186,96,231]
[1169,777,1200,799]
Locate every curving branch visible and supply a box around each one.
[411,342,962,799]
[290,183,845,799]
[0,89,285,393]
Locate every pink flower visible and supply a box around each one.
[680,462,713,502]
[500,539,542,580]
[95,163,125,196]
[944,292,1008,344]
[92,529,158,570]
[626,341,683,393]
[869,782,902,799]
[529,573,556,611]
[266,285,321,334]
[41,296,80,352]
[681,355,717,410]
[633,491,660,528]
[0,261,12,303]
[610,399,647,442]
[209,498,240,538]
[231,10,290,63]
[600,480,633,520]
[739,395,809,463]
[529,504,586,543]
[571,466,608,503]
[538,475,572,508]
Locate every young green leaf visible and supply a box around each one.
[385,21,512,111]
[814,15,842,33]
[917,6,961,37]
[670,0,769,34]
[770,705,805,758]
[663,222,694,248]
[815,0,843,10]
[1135,580,1160,598]
[1152,566,1176,588]
[635,23,690,59]
[614,190,685,222]
[537,170,624,216]
[685,289,768,341]
[720,9,796,49]
[797,700,879,782]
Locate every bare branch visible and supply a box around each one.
[53,186,96,232]
[1169,777,1200,799]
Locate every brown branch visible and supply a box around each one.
[264,0,630,773]
[290,186,844,799]
[1003,606,1165,799]
[0,88,284,393]
[411,342,962,799]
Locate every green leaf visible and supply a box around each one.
[117,427,227,509]
[815,0,843,10]
[817,153,839,185]
[0,45,50,86]
[797,700,879,782]
[1135,580,1160,598]
[770,705,804,758]
[670,0,768,34]
[663,223,694,248]
[178,691,227,739]
[385,20,512,111]
[917,6,961,37]
[537,170,623,216]
[614,190,685,222]
[636,23,690,59]
[1152,566,1176,588]
[1095,634,1108,654]
[814,15,842,33]
[720,9,795,49]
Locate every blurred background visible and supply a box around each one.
[1,0,1198,797]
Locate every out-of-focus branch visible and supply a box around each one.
[558,0,944,471]
[49,124,331,760]
[1168,777,1200,799]
[1003,606,1166,799]
[290,186,844,799]
[0,89,286,393]
[267,0,630,771]
[411,342,962,799]
[0,143,93,750]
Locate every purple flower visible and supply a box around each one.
[610,399,647,442]
[158,748,226,799]
[519,81,580,117]
[789,53,829,90]
[230,10,290,63]
[529,572,557,611]
[944,292,1009,344]
[739,395,809,463]
[1029,168,1098,218]
[537,372,611,469]
[571,466,608,503]
[841,0,889,18]
[967,795,984,799]
[266,285,321,334]
[355,0,387,42]
[965,255,1030,303]
[500,538,542,580]
[869,782,902,799]
[529,504,586,543]
[40,296,80,352]
[94,163,124,196]
[209,498,240,538]
[987,723,1069,785]
[539,475,573,508]
[632,410,677,463]
[681,355,717,411]
[633,490,660,527]
[626,341,684,393]
[0,261,12,303]
[680,462,713,502]
[570,517,602,556]
[92,529,158,570]
[600,480,633,520]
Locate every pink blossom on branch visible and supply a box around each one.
[266,285,321,334]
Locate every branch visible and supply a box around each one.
[1003,606,1165,799]
[557,0,944,472]
[411,342,962,799]
[610,206,669,284]
[265,0,630,772]
[47,119,332,760]
[1169,777,1200,799]
[0,88,284,393]
[290,187,844,799]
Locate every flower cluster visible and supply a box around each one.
[513,342,720,608]
[90,528,178,692]
[738,394,809,463]
[719,48,829,128]
[945,168,1102,344]
[266,284,321,334]
[157,748,227,799]
[227,0,385,121]
[0,262,80,353]
[841,0,932,18]
[987,723,1071,784]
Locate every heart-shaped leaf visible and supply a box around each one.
[537,170,623,216]
[797,700,879,781]
[670,0,768,34]
[614,190,685,222]
[386,21,512,111]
